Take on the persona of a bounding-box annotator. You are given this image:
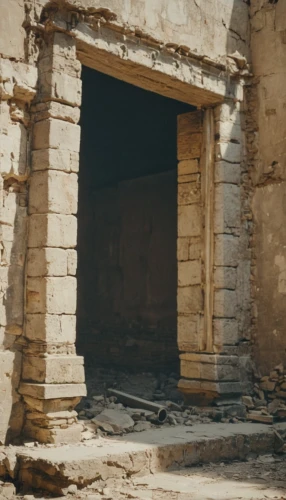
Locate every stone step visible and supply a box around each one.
[17,423,283,496]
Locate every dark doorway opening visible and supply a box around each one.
[77,66,193,380]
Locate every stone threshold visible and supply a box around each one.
[14,422,285,496]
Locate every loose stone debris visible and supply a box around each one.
[244,363,286,426]
[73,367,286,442]
[76,369,240,440]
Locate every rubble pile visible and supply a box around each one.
[78,394,216,439]
[244,364,286,424]
[77,370,245,440]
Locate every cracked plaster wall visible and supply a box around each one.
[33,0,250,65]
[251,0,286,374]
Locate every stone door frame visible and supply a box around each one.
[19,13,247,442]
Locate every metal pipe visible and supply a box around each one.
[108,389,168,423]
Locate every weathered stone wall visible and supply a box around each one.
[250,0,286,374]
[0,0,251,443]
[36,0,250,65]
[0,55,37,442]
[77,172,178,371]
[177,105,252,403]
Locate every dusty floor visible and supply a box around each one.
[14,454,286,499]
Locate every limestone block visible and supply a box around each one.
[181,358,239,382]
[215,120,241,143]
[178,260,201,286]
[177,286,203,313]
[177,238,189,261]
[24,421,83,444]
[1,224,14,242]
[0,101,9,131]
[26,277,77,314]
[0,1,26,59]
[32,149,79,173]
[40,32,78,67]
[276,1,286,31]
[177,314,200,351]
[180,353,239,382]
[0,266,8,289]
[178,379,241,400]
[39,49,81,79]
[215,142,241,164]
[0,122,27,176]
[67,250,77,275]
[189,237,202,260]
[33,119,81,153]
[178,182,200,205]
[177,112,203,161]
[178,204,201,237]
[0,351,14,379]
[23,395,81,414]
[28,214,77,248]
[214,103,241,125]
[214,161,240,185]
[25,314,76,343]
[214,184,240,233]
[0,192,17,226]
[4,264,25,331]
[22,355,85,384]
[214,234,239,267]
[19,382,87,399]
[27,248,68,277]
[0,482,16,498]
[213,319,239,346]
[29,171,78,215]
[214,289,237,318]
[178,160,199,176]
[33,102,81,125]
[214,267,237,290]
[0,59,37,102]
[39,70,82,106]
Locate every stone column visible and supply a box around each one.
[19,32,86,444]
[177,103,244,405]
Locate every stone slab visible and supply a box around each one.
[17,423,276,495]
[19,383,86,399]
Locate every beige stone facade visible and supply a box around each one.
[0,0,285,445]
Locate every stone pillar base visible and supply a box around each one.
[178,353,241,405]
[19,383,86,444]
[24,420,83,444]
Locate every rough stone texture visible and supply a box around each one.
[40,0,250,63]
[0,47,37,444]
[0,0,274,445]
[177,105,248,402]
[17,423,275,495]
[250,0,286,373]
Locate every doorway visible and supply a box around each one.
[77,66,193,395]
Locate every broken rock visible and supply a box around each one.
[133,422,152,432]
[93,409,134,433]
